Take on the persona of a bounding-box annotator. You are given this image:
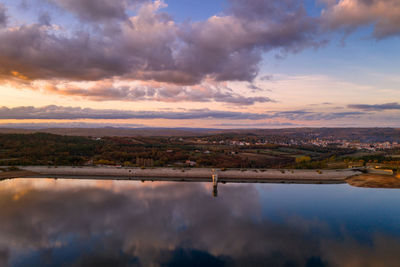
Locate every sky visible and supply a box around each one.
[0,0,399,128]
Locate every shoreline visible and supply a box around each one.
[346,174,400,188]
[4,166,360,183]
[0,170,38,179]
[3,167,399,189]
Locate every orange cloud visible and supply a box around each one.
[11,71,29,80]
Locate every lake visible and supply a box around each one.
[0,178,399,266]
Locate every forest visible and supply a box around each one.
[0,133,399,170]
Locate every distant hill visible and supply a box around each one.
[0,127,214,137]
[0,127,399,142]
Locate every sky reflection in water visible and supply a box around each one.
[0,178,400,267]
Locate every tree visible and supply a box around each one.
[296,156,311,163]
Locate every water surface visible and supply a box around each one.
[0,178,399,266]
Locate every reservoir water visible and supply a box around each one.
[0,178,399,266]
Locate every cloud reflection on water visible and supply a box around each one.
[0,178,399,266]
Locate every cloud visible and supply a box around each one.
[0,122,145,129]
[273,110,366,121]
[0,4,7,27]
[38,12,51,26]
[0,105,270,120]
[259,74,274,81]
[0,105,369,122]
[178,0,321,83]
[0,24,127,81]
[0,0,323,104]
[348,102,400,110]
[47,0,147,22]
[0,2,181,83]
[247,84,267,92]
[213,122,298,127]
[42,80,274,105]
[227,0,321,53]
[321,0,400,38]
[0,0,397,106]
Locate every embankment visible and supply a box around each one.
[15,166,359,183]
